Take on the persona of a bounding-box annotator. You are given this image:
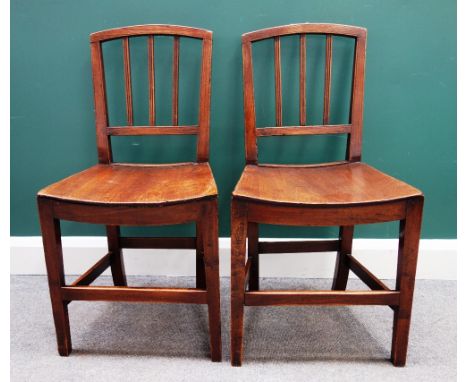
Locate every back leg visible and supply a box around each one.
[247,223,259,291]
[196,222,206,289]
[106,226,127,286]
[332,225,354,290]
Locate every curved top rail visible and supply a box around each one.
[90,24,212,42]
[242,23,366,42]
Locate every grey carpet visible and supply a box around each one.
[11,276,456,381]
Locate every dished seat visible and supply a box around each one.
[38,162,218,206]
[233,162,422,206]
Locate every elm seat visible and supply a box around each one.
[38,163,218,206]
[233,162,422,206]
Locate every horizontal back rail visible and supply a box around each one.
[256,125,351,137]
[242,23,366,42]
[107,126,199,136]
[90,24,212,42]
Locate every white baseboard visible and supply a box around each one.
[10,237,457,280]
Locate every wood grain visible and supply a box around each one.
[233,163,422,206]
[38,163,217,205]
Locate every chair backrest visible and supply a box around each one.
[90,24,213,163]
[241,23,367,164]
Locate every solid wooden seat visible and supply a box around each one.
[233,162,421,206]
[37,25,221,362]
[231,23,424,367]
[39,163,217,206]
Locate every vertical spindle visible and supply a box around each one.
[323,35,333,125]
[148,36,155,126]
[172,36,180,126]
[122,37,133,126]
[274,36,282,127]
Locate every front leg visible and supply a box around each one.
[391,197,423,366]
[38,198,72,356]
[230,199,248,366]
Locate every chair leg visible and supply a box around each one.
[202,200,222,362]
[332,225,354,290]
[231,200,248,366]
[38,199,72,356]
[391,197,423,366]
[247,223,259,291]
[196,222,206,289]
[106,226,127,286]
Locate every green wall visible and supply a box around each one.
[11,0,456,238]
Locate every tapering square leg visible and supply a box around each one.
[391,197,424,366]
[230,199,248,366]
[247,223,259,291]
[202,200,222,362]
[37,198,72,356]
[196,222,206,289]
[332,225,354,290]
[106,225,127,286]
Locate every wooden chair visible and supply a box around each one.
[37,25,221,362]
[231,23,424,366]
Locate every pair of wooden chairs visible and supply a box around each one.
[37,24,424,367]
